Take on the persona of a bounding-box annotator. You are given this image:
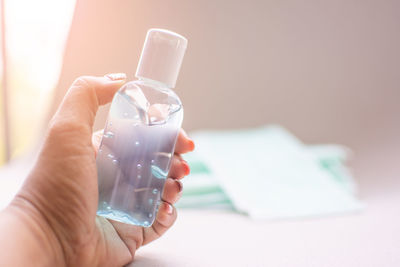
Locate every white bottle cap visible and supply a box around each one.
[135,29,188,88]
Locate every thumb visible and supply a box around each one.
[51,73,127,133]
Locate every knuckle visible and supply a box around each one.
[70,76,95,95]
[72,76,92,87]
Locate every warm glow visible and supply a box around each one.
[4,0,76,158]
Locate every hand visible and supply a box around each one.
[2,74,194,266]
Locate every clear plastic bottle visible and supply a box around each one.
[96,29,188,227]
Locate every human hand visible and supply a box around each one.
[3,74,194,266]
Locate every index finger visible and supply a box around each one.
[174,129,195,154]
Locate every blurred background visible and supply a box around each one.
[1,0,399,197]
[0,1,399,265]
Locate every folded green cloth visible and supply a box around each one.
[177,156,234,210]
[177,125,363,219]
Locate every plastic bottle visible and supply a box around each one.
[96,29,188,227]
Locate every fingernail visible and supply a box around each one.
[175,179,183,193]
[105,73,127,81]
[166,203,173,215]
[181,129,195,151]
[188,139,195,151]
[181,160,190,175]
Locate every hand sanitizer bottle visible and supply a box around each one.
[96,29,188,227]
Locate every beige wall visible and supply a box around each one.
[53,0,400,156]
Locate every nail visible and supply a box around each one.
[181,129,195,151]
[166,203,173,215]
[105,73,127,81]
[181,160,190,176]
[175,179,183,193]
[188,139,195,151]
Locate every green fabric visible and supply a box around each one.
[177,126,362,219]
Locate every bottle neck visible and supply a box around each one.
[136,76,171,89]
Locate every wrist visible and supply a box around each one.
[0,197,66,267]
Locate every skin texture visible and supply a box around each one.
[0,74,194,267]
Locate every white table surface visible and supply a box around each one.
[130,144,400,267]
[1,143,398,267]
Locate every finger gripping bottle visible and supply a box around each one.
[96,29,188,227]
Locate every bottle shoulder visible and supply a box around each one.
[122,79,182,105]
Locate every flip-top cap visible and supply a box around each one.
[135,29,188,88]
